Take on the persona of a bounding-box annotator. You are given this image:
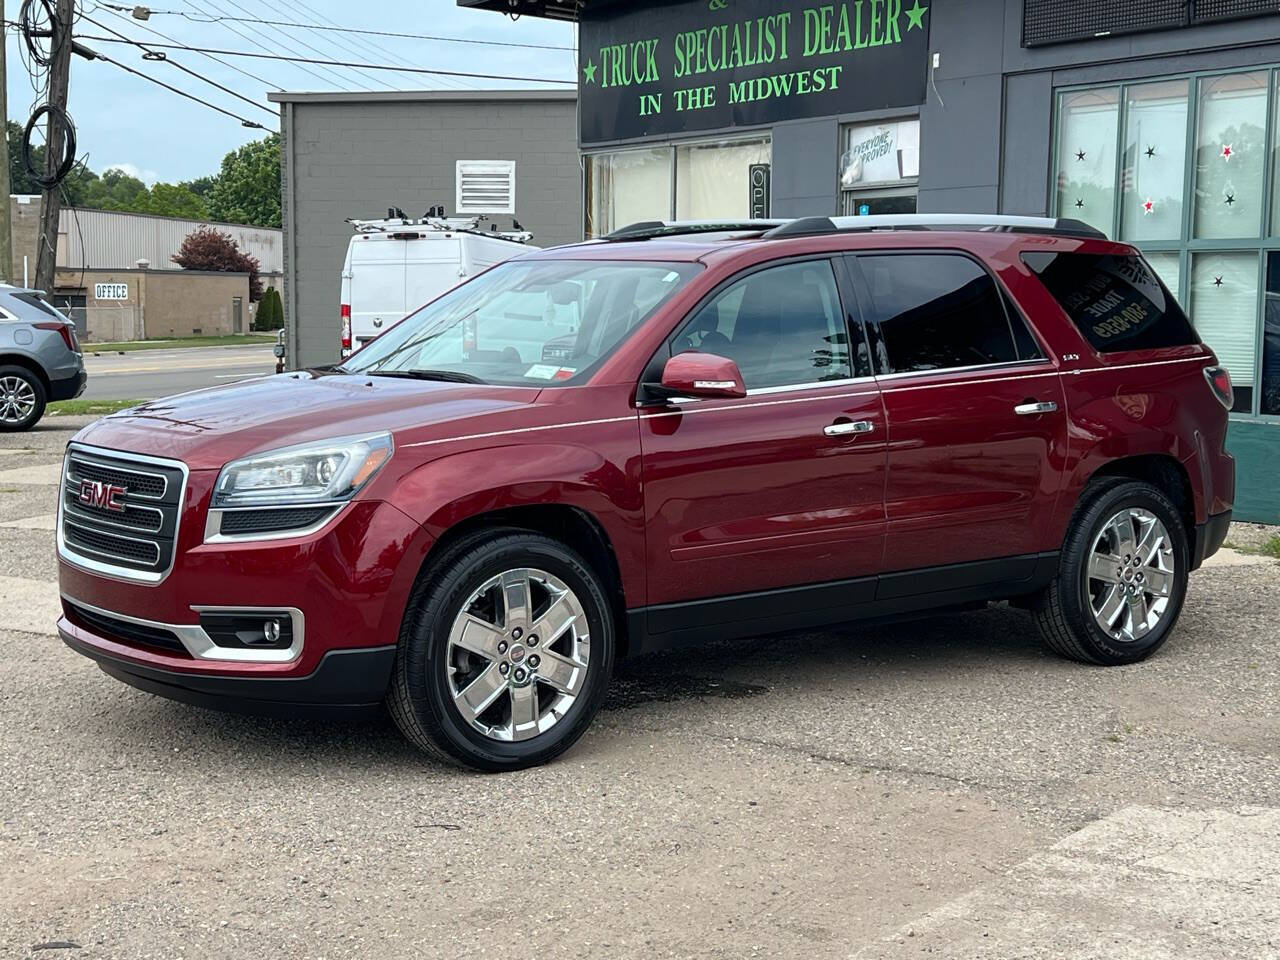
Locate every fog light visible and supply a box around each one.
[199,611,294,650]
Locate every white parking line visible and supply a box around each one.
[0,575,60,636]
[0,463,63,485]
[854,805,1280,959]
[0,513,58,531]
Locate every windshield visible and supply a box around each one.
[341,259,702,386]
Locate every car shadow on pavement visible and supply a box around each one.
[86,605,1049,771]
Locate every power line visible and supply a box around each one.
[84,47,270,128]
[217,0,393,91]
[96,3,281,89]
[90,2,577,52]
[273,0,468,91]
[73,34,578,84]
[182,0,354,91]
[81,12,278,115]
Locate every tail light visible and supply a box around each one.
[340,304,352,351]
[1204,365,1233,410]
[34,321,76,352]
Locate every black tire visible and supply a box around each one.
[387,528,616,771]
[0,365,47,432]
[1033,479,1190,665]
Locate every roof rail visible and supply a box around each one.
[605,219,789,241]
[762,214,1106,241]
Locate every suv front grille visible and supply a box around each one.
[59,446,186,581]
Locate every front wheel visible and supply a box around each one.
[1033,479,1189,665]
[388,529,615,771]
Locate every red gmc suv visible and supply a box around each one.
[56,215,1235,771]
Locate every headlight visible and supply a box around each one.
[212,433,393,508]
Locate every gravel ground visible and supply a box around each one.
[2,416,1278,959]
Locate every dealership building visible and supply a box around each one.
[461,0,1280,523]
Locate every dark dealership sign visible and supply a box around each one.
[578,0,931,145]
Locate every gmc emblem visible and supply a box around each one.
[77,479,127,513]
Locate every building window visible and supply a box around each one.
[1119,80,1188,243]
[839,119,919,216]
[1055,89,1119,238]
[585,136,771,238]
[585,148,672,238]
[675,139,772,221]
[1051,65,1280,420]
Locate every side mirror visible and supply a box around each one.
[654,351,747,400]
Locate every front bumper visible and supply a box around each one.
[60,620,395,718]
[57,469,432,712]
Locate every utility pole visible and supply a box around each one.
[34,0,74,294]
[0,0,13,285]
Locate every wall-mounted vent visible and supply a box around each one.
[456,161,516,215]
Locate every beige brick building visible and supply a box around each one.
[7,196,282,343]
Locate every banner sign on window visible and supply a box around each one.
[840,119,920,188]
[579,0,930,145]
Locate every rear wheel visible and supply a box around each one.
[0,366,46,432]
[1033,480,1189,665]
[388,529,614,771]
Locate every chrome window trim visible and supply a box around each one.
[63,595,305,664]
[57,443,188,586]
[204,503,347,544]
[873,358,1056,382]
[635,374,879,408]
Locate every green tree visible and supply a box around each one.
[138,182,209,220]
[179,175,217,200]
[255,285,283,330]
[206,133,281,228]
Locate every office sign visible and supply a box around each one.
[94,283,129,301]
[579,0,931,145]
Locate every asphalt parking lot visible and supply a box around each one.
[2,416,1279,959]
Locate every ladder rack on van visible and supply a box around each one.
[346,214,533,244]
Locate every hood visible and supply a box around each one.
[74,371,541,471]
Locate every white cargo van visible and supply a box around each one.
[340,213,535,356]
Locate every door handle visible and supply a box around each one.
[824,420,875,437]
[1014,401,1059,416]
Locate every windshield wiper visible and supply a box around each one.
[366,369,485,384]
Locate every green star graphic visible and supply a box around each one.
[905,0,928,30]
[582,59,598,85]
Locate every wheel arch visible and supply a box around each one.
[0,353,51,394]
[420,501,631,653]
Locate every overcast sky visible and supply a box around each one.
[5,0,577,184]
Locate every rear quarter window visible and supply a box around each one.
[1021,251,1199,353]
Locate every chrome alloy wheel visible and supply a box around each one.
[1085,507,1176,643]
[445,567,590,742]
[0,376,36,425]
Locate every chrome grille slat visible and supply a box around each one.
[62,492,165,534]
[66,458,168,500]
[62,518,162,566]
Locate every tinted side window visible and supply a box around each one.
[1021,251,1199,353]
[678,261,852,389]
[857,254,1021,373]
